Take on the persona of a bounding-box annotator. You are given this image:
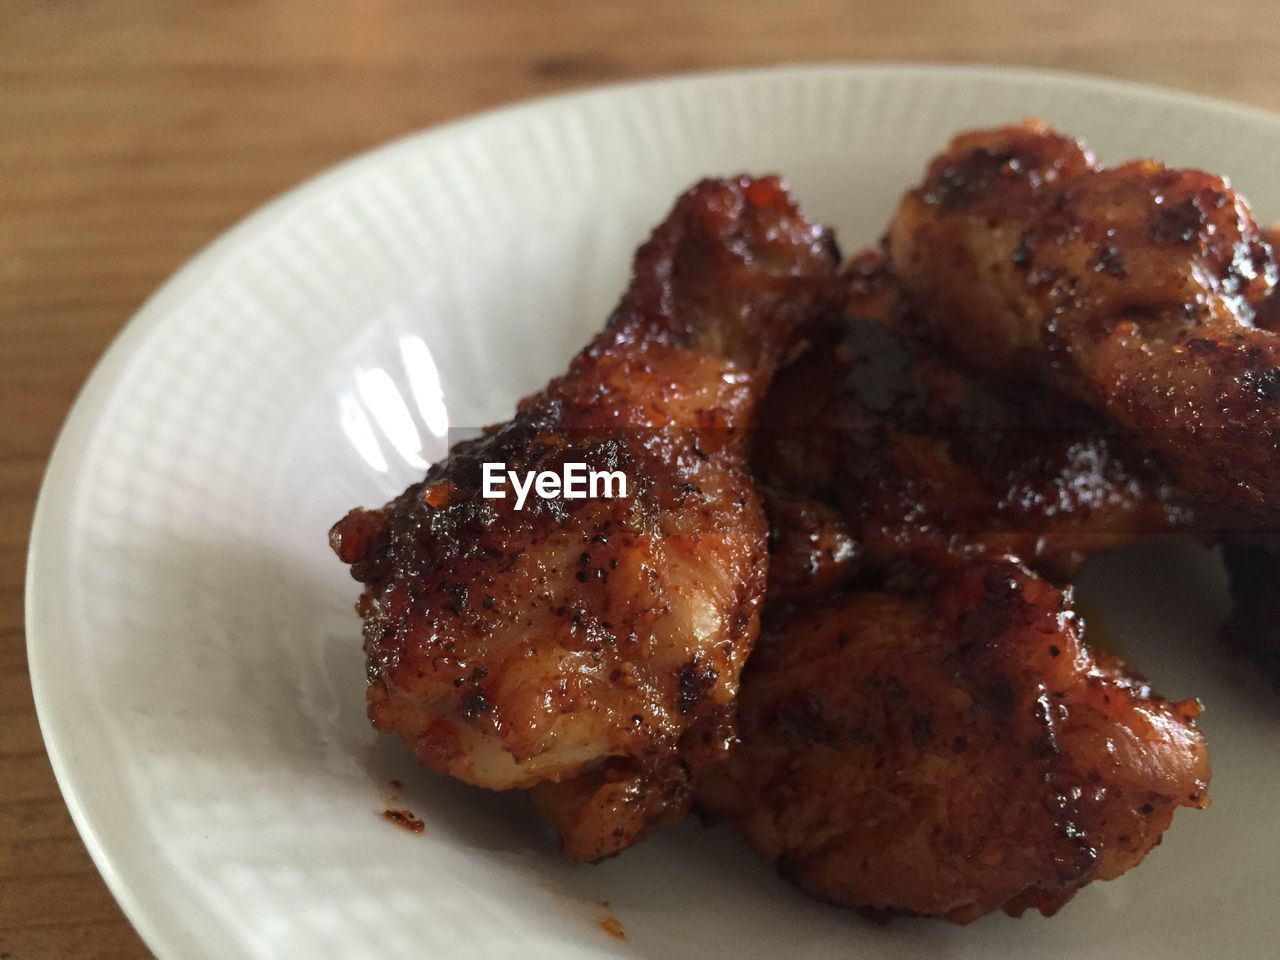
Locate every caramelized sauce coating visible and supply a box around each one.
[889,121,1280,527]
[755,250,1191,588]
[733,239,1209,924]
[331,177,838,859]
[381,809,425,834]
[329,145,1232,916]
[699,559,1209,923]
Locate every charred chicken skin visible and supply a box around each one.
[757,249,1191,595]
[731,247,1209,923]
[698,559,1210,923]
[328,146,1230,920]
[888,121,1280,527]
[330,177,838,860]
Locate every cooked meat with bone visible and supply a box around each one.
[698,558,1210,922]
[326,140,1243,918]
[888,121,1280,528]
[330,177,838,859]
[732,245,1210,923]
[756,250,1191,591]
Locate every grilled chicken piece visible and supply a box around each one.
[725,250,1208,921]
[330,177,838,859]
[756,250,1190,592]
[888,121,1280,527]
[698,559,1210,922]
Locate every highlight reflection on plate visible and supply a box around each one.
[341,333,451,477]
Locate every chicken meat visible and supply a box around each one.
[888,121,1280,528]
[330,176,838,860]
[698,558,1210,922]
[757,249,1191,596]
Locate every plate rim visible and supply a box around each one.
[24,60,1280,959]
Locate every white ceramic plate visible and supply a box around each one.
[27,64,1280,959]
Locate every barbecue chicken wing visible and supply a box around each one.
[698,558,1210,922]
[757,250,1190,595]
[330,177,838,860]
[888,122,1280,526]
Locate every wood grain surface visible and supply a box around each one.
[4,1,1280,956]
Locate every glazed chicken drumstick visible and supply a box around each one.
[888,121,1280,527]
[330,177,838,860]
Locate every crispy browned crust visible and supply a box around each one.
[756,249,1191,594]
[888,120,1280,528]
[331,177,838,858]
[699,558,1209,923]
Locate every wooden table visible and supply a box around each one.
[3,1,1279,956]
